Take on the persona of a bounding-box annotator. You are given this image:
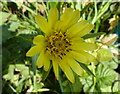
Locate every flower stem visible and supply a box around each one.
[32,53,38,92]
[58,68,64,93]
[91,62,96,86]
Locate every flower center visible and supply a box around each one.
[46,32,71,57]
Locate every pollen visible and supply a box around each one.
[46,32,71,57]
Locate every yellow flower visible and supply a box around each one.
[26,8,97,83]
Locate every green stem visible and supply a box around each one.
[33,75,37,91]
[92,2,97,24]
[17,2,37,15]
[82,2,85,20]
[94,19,100,33]
[92,2,111,24]
[9,84,17,92]
[58,68,64,92]
[32,53,38,92]
[35,2,38,14]
[91,62,96,86]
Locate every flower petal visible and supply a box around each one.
[48,8,59,28]
[33,35,46,45]
[35,15,49,34]
[66,20,88,38]
[79,50,97,64]
[71,42,98,51]
[54,21,63,31]
[26,46,40,57]
[70,37,84,42]
[36,51,50,71]
[36,55,43,68]
[52,58,59,80]
[61,8,80,30]
[66,57,84,76]
[68,51,87,63]
[59,61,75,83]
[43,53,50,71]
[61,8,73,22]
[77,24,94,37]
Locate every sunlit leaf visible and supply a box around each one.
[97,48,113,62]
[96,63,117,88]
[8,22,20,32]
[0,12,11,25]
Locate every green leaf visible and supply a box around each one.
[71,74,82,92]
[0,12,11,25]
[96,63,117,88]
[101,60,118,69]
[62,80,71,92]
[62,74,82,92]
[10,14,18,21]
[2,48,10,64]
[16,82,24,92]
[42,64,52,81]
[15,64,30,77]
[3,65,15,80]
[2,25,12,43]
[80,76,96,92]
[8,22,20,32]
[78,61,95,77]
[97,48,113,62]
[80,4,91,16]
[112,80,120,92]
[82,32,105,39]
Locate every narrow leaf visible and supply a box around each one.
[82,32,105,39]
[42,62,52,81]
[77,61,95,77]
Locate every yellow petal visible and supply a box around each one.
[71,42,98,51]
[36,51,50,71]
[52,57,59,80]
[68,10,80,28]
[26,46,40,57]
[79,50,97,64]
[43,53,50,71]
[77,24,94,37]
[35,15,49,34]
[66,57,84,76]
[61,8,80,30]
[54,21,63,31]
[48,8,59,28]
[59,61,75,83]
[66,20,88,38]
[70,37,84,42]
[68,51,87,63]
[97,48,113,62]
[33,35,46,45]
[36,55,43,68]
[61,8,73,22]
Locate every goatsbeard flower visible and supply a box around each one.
[26,8,97,83]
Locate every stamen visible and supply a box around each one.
[65,45,68,48]
[66,49,69,52]
[46,32,71,57]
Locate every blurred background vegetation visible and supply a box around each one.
[1,1,120,93]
